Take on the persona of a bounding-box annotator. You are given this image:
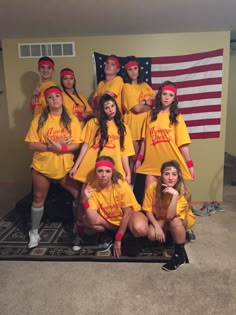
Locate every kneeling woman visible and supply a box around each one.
[81,156,148,257]
[142,160,196,271]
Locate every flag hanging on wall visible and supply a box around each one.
[92,49,223,140]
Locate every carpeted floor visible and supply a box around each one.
[0,185,175,262]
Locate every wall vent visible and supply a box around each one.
[18,42,75,58]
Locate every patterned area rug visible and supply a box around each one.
[0,185,176,262]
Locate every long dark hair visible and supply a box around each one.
[156,160,191,209]
[150,80,180,124]
[122,56,143,84]
[95,155,123,184]
[60,68,86,108]
[37,86,71,134]
[94,94,126,156]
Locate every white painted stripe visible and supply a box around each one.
[151,71,223,84]
[177,84,222,95]
[187,125,221,133]
[178,98,221,108]
[151,56,223,71]
[183,112,221,121]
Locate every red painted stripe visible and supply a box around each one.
[152,63,223,78]
[178,91,221,102]
[151,49,223,64]
[176,78,222,88]
[189,131,220,139]
[180,105,221,115]
[185,118,221,127]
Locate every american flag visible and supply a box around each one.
[92,49,223,139]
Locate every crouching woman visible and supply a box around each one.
[142,160,196,271]
[81,156,148,257]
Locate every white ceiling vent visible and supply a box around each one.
[18,42,75,58]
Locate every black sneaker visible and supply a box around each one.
[186,229,196,242]
[164,231,175,249]
[97,232,114,251]
[162,253,185,272]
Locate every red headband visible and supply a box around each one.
[60,70,75,78]
[106,56,120,68]
[95,160,114,169]
[38,60,54,70]
[124,61,139,69]
[162,85,177,95]
[44,87,62,98]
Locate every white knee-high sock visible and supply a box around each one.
[31,206,44,231]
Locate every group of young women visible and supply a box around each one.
[24,55,196,272]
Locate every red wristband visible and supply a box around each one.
[60,145,68,153]
[76,111,84,120]
[30,102,36,110]
[137,154,144,162]
[186,160,194,168]
[115,232,123,242]
[81,200,90,209]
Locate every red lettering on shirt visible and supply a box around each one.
[98,202,122,219]
[46,127,70,141]
[92,134,119,150]
[139,91,153,102]
[150,127,171,146]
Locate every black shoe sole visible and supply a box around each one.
[162,261,185,272]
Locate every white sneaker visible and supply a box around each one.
[72,235,82,252]
[28,230,40,248]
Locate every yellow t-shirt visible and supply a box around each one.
[88,179,141,226]
[33,80,56,117]
[73,118,135,183]
[62,92,92,128]
[137,112,192,179]
[122,82,155,141]
[142,182,195,229]
[93,76,124,111]
[25,113,82,179]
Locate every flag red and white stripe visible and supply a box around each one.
[150,49,223,139]
[93,49,224,139]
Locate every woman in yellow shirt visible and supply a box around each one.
[60,68,93,128]
[69,94,134,186]
[142,160,196,271]
[122,56,155,183]
[81,155,148,257]
[25,86,82,249]
[135,81,196,192]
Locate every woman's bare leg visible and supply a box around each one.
[145,174,158,190]
[128,211,148,237]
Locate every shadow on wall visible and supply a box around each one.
[208,164,224,202]
[207,152,236,202]
[9,71,40,201]
[224,152,236,186]
[21,71,39,96]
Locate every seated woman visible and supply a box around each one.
[142,160,196,271]
[80,155,148,257]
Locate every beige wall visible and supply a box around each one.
[1,31,230,208]
[225,52,236,156]
[0,51,17,214]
